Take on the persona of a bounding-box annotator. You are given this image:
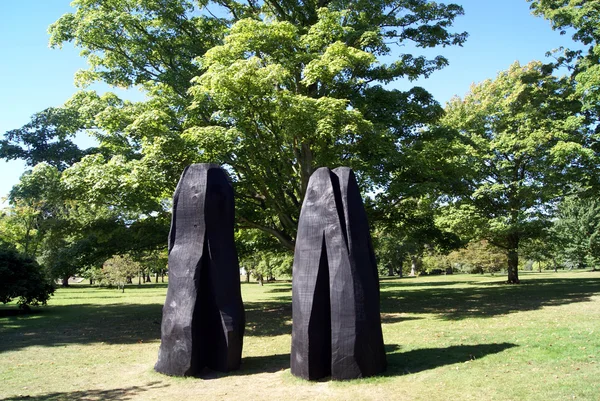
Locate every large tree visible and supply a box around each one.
[528,0,600,117]
[440,61,592,283]
[0,0,468,253]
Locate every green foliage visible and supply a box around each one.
[4,163,64,259]
[374,226,410,276]
[551,196,600,269]
[6,0,469,255]
[445,240,507,274]
[102,254,143,291]
[0,246,55,308]
[374,195,463,277]
[528,0,600,114]
[0,107,92,171]
[237,229,292,283]
[439,60,591,282]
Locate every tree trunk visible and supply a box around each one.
[507,247,520,284]
[89,278,94,285]
[155,272,159,283]
[138,272,142,286]
[398,259,403,278]
[62,276,69,287]
[387,264,394,276]
[161,271,165,282]
[146,273,151,282]
[246,272,251,283]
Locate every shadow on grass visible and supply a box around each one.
[195,353,291,380]
[385,342,517,375]
[240,353,290,374]
[264,287,294,293]
[380,314,422,324]
[0,297,293,353]
[381,276,600,320]
[2,275,598,353]
[244,299,292,337]
[222,343,516,380]
[0,381,169,401]
[379,277,474,287]
[0,303,164,353]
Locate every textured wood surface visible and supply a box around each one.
[291,167,386,380]
[155,164,245,376]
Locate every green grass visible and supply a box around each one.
[1,272,599,400]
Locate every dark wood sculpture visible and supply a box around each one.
[155,164,245,376]
[291,167,387,380]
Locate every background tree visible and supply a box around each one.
[4,163,64,258]
[440,61,591,283]
[550,196,600,270]
[519,236,557,272]
[102,254,143,292]
[444,240,507,274]
[0,0,470,257]
[237,229,292,284]
[375,196,462,276]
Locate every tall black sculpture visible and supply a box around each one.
[291,167,386,380]
[155,164,245,376]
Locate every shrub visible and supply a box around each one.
[0,247,55,308]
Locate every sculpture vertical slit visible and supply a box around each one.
[307,236,332,379]
[291,167,386,380]
[155,163,245,377]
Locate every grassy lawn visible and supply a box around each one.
[1,271,599,400]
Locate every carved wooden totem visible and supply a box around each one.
[291,167,386,380]
[155,164,245,376]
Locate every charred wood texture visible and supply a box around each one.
[155,164,245,376]
[291,167,386,380]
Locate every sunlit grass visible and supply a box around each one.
[1,271,599,400]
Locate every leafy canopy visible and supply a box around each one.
[528,0,600,115]
[439,61,590,282]
[2,0,468,258]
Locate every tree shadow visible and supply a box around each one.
[384,342,517,376]
[0,303,164,353]
[380,313,422,324]
[380,275,600,320]
[244,299,292,337]
[0,381,169,401]
[0,296,293,354]
[0,309,43,318]
[379,278,474,287]
[264,287,293,293]
[3,275,597,354]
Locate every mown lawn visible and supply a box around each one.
[1,271,599,400]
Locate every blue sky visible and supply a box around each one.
[0,0,581,203]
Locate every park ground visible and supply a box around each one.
[1,272,599,400]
